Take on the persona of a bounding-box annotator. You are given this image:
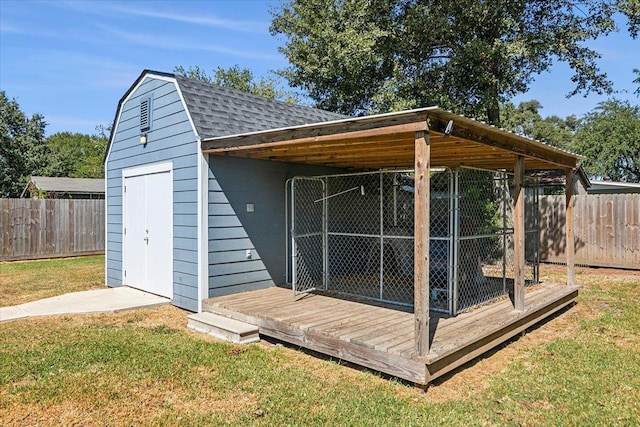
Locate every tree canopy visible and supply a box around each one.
[500,100,580,150]
[174,65,299,103]
[572,99,640,182]
[271,0,634,125]
[43,128,108,179]
[0,91,48,197]
[619,0,640,37]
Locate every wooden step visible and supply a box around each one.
[187,312,259,344]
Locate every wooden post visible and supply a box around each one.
[513,155,525,311]
[414,130,430,357]
[565,168,576,286]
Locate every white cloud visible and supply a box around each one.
[97,24,281,61]
[44,114,111,135]
[53,1,269,34]
[0,23,23,33]
[0,22,57,38]
[8,48,141,90]
[111,4,269,34]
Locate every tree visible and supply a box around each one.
[619,0,640,37]
[571,99,640,182]
[174,65,299,103]
[271,0,631,125]
[0,91,48,197]
[43,128,108,179]
[500,100,579,150]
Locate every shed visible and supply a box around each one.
[106,70,581,384]
[105,70,345,311]
[21,176,105,199]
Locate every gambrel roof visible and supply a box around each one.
[175,75,345,139]
[107,70,345,156]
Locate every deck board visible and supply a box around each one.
[203,282,578,384]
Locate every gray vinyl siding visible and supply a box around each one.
[105,76,199,312]
[208,156,339,297]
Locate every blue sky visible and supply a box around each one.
[1,0,638,136]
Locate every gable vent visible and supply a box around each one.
[140,97,152,132]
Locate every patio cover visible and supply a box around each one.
[200,107,580,171]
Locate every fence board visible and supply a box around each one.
[540,194,640,269]
[0,198,105,261]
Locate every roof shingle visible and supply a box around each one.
[175,75,346,140]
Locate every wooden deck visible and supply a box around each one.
[203,283,578,385]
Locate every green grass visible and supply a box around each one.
[0,259,638,426]
[0,255,104,306]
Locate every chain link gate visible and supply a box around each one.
[291,177,326,296]
[289,168,539,315]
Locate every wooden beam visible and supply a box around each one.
[426,113,578,169]
[242,131,417,156]
[565,168,576,286]
[414,130,430,358]
[513,155,525,311]
[249,140,414,159]
[202,121,428,153]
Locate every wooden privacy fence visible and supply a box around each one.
[539,194,640,269]
[0,198,105,261]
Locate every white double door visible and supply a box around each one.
[123,165,173,298]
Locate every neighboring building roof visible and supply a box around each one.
[21,176,105,197]
[529,167,591,189]
[589,180,640,194]
[175,75,345,140]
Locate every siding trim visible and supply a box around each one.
[197,150,208,312]
[104,170,109,286]
[167,76,208,313]
[122,160,175,178]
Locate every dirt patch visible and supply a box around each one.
[1,383,258,426]
[1,305,258,427]
[423,303,584,402]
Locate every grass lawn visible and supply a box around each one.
[1,258,639,426]
[0,255,105,307]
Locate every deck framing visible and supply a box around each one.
[203,283,578,385]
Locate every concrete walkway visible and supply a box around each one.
[0,287,171,322]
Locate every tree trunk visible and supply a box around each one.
[487,98,500,127]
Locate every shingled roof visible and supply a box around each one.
[175,75,346,139]
[106,70,346,161]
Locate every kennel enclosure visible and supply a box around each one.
[289,168,540,316]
